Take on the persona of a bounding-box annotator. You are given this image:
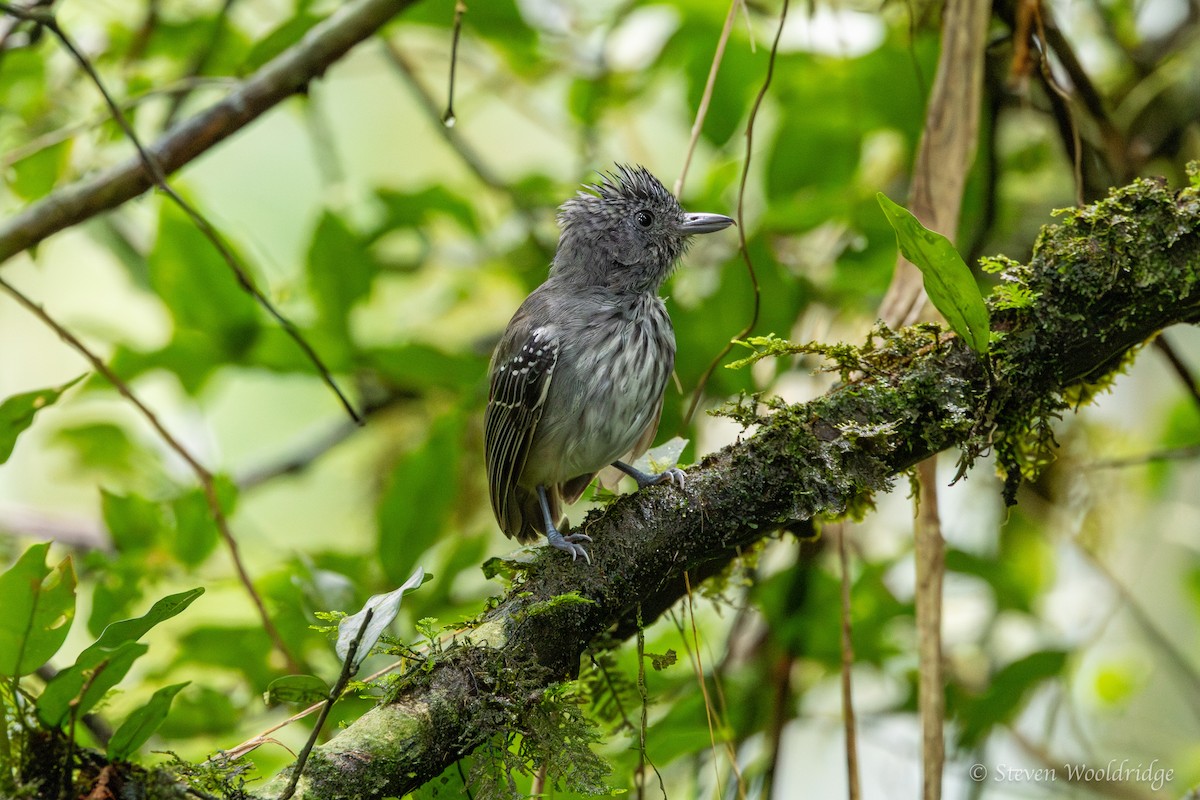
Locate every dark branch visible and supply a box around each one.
[0,0,418,265]
[261,175,1200,799]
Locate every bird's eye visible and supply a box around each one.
[634,209,654,229]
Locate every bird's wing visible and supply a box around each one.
[485,326,558,539]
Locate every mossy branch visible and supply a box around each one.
[258,175,1200,799]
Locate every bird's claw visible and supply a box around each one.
[656,467,686,491]
[546,529,592,564]
[613,460,687,492]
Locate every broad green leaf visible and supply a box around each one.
[308,211,377,336]
[41,587,201,725]
[336,567,427,671]
[106,682,189,760]
[373,187,481,236]
[953,649,1068,747]
[55,422,143,477]
[265,674,330,707]
[37,641,148,726]
[100,489,166,552]
[170,488,219,567]
[377,412,464,585]
[0,543,76,676]
[148,204,260,352]
[0,374,85,464]
[10,138,72,200]
[172,626,275,689]
[876,193,991,353]
[79,588,204,663]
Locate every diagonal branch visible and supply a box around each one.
[0,0,362,422]
[260,174,1200,799]
[0,0,418,264]
[0,275,304,674]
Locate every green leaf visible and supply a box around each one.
[0,374,85,464]
[172,626,275,689]
[170,488,219,567]
[155,685,238,738]
[79,588,204,663]
[876,193,991,352]
[10,138,72,200]
[54,422,143,478]
[953,649,1068,747]
[377,412,464,585]
[336,567,427,671]
[308,211,377,335]
[40,588,201,725]
[148,204,260,355]
[37,641,148,726]
[106,682,189,761]
[100,489,166,552]
[264,674,330,707]
[0,543,77,676]
[373,187,481,236]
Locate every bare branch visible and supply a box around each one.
[0,0,419,264]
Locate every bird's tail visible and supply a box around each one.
[510,485,566,543]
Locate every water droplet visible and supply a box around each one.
[442,112,456,128]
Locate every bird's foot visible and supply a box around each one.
[545,527,592,564]
[612,461,686,492]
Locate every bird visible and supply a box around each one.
[484,164,734,563]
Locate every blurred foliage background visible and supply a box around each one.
[1,0,1199,797]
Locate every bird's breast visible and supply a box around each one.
[523,296,675,485]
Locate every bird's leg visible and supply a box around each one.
[612,460,686,491]
[536,485,592,563]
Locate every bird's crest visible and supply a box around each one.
[582,164,676,207]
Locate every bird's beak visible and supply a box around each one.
[678,212,735,235]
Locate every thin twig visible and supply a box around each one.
[0,275,303,674]
[633,606,667,800]
[214,656,407,763]
[678,573,724,798]
[835,525,861,800]
[160,0,238,130]
[1074,543,1200,720]
[683,0,788,427]
[1030,8,1084,206]
[0,0,414,252]
[0,2,362,424]
[442,1,466,126]
[379,36,553,260]
[1,77,239,169]
[379,39,517,195]
[276,608,374,800]
[913,458,945,800]
[1087,443,1200,469]
[1153,335,1200,411]
[673,0,739,198]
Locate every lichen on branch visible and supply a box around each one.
[256,173,1200,800]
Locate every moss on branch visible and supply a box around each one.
[258,175,1200,799]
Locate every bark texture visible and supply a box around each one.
[262,175,1200,799]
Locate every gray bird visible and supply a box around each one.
[485,164,734,563]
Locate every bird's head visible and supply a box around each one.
[551,164,733,294]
